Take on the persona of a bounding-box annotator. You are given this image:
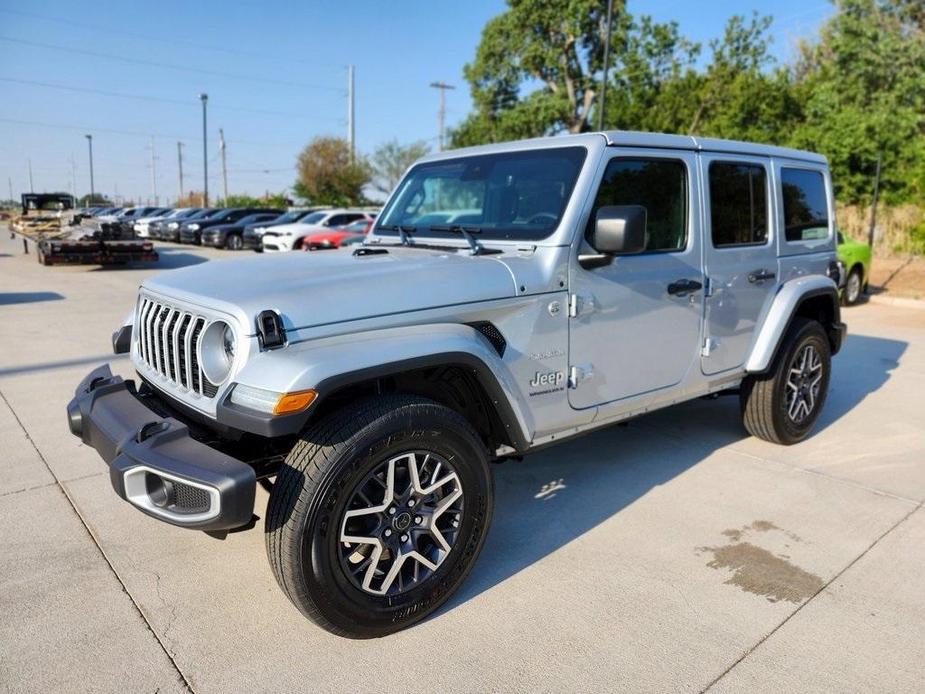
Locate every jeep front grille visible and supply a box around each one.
[137,297,219,397]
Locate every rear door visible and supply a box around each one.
[700,155,779,375]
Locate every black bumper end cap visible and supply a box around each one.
[67,399,83,436]
[112,324,132,354]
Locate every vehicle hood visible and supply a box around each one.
[183,218,227,229]
[263,222,327,237]
[202,223,241,234]
[305,230,351,243]
[141,247,517,334]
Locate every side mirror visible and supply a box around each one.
[591,205,647,255]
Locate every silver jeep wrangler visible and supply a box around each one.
[67,131,846,638]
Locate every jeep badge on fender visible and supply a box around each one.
[66,130,846,638]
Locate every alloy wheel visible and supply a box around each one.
[784,344,823,423]
[846,271,861,304]
[339,451,464,596]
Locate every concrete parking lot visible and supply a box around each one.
[1,228,923,692]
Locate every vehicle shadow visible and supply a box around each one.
[0,291,65,305]
[440,332,906,614]
[88,248,209,271]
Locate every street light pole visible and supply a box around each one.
[200,93,209,207]
[84,134,95,203]
[597,0,614,131]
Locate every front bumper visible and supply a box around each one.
[261,235,292,252]
[178,230,201,244]
[201,232,222,247]
[242,232,263,250]
[66,365,256,531]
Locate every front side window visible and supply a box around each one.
[376,147,587,241]
[781,168,829,242]
[589,158,688,252]
[709,162,769,247]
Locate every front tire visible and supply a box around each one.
[265,395,493,638]
[740,318,831,445]
[225,233,243,251]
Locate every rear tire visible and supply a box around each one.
[265,394,493,638]
[740,318,831,445]
[844,267,863,305]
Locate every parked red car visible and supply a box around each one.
[302,219,373,250]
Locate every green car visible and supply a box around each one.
[837,231,872,305]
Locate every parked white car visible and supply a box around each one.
[134,209,179,237]
[261,209,376,251]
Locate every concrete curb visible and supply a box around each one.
[866,293,925,310]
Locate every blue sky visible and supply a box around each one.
[0,1,833,203]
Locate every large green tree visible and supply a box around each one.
[293,137,371,206]
[790,0,925,204]
[452,0,631,146]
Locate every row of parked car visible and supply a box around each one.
[75,205,379,252]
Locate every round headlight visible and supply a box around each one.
[199,320,236,385]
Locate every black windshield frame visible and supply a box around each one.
[374,146,587,242]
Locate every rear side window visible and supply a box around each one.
[781,168,829,242]
[590,158,688,252]
[709,162,768,247]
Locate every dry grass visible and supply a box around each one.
[836,204,925,257]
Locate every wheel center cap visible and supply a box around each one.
[392,512,412,532]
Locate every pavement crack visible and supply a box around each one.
[0,387,195,694]
[701,500,924,692]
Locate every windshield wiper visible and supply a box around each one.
[428,225,485,255]
[376,223,417,246]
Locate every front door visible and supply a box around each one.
[568,149,703,410]
[700,155,779,375]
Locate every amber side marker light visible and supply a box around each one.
[273,389,317,416]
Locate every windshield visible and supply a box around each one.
[301,211,328,225]
[376,146,586,241]
[272,210,306,224]
[238,213,274,225]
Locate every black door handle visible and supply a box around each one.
[748,269,776,283]
[667,279,703,296]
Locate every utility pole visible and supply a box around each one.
[597,0,614,131]
[85,134,95,203]
[8,176,13,202]
[347,65,355,162]
[176,141,185,201]
[148,136,159,205]
[200,93,209,207]
[27,158,34,193]
[429,81,455,151]
[219,128,229,203]
[69,155,77,200]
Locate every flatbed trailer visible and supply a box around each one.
[12,194,158,267]
[36,237,158,265]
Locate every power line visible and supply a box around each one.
[0,7,343,71]
[0,76,336,120]
[0,116,301,149]
[0,36,345,92]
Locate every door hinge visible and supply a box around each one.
[568,293,596,318]
[568,364,594,389]
[702,337,718,357]
[703,276,713,297]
